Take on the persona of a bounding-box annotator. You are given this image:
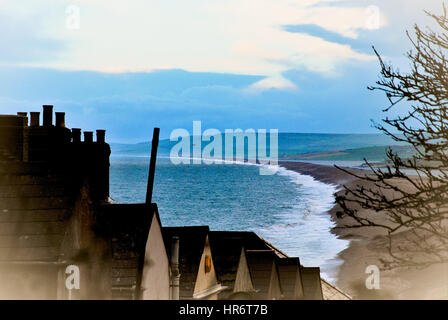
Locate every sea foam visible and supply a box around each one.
[254,165,349,283]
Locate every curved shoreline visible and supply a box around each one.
[280,161,448,300]
[278,161,358,285]
[274,165,348,284]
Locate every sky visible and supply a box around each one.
[0,0,444,142]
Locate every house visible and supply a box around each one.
[162,226,224,299]
[209,230,306,300]
[0,106,164,299]
[208,231,328,300]
[0,107,110,299]
[97,203,170,300]
[277,257,304,300]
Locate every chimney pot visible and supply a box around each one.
[17,112,28,126]
[55,112,65,127]
[42,105,53,127]
[96,130,106,143]
[72,128,81,143]
[84,131,93,143]
[30,112,40,127]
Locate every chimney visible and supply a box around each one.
[17,112,28,127]
[30,112,40,127]
[83,131,93,143]
[170,236,180,300]
[96,130,106,143]
[42,105,53,127]
[55,112,65,127]
[72,128,81,143]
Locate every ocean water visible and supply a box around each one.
[110,156,349,282]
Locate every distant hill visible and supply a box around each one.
[110,133,408,161]
[284,145,414,161]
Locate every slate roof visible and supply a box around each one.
[277,257,304,299]
[208,231,290,293]
[208,231,243,288]
[245,250,280,299]
[162,226,210,298]
[301,267,324,300]
[98,203,158,300]
[209,231,288,256]
[321,279,352,300]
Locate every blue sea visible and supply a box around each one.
[110,155,351,282]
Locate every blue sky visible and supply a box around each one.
[0,0,444,142]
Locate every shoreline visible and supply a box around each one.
[281,160,448,299]
[280,161,359,290]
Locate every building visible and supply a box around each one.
[162,226,225,299]
[0,106,168,299]
[98,203,170,300]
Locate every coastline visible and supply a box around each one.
[280,161,448,299]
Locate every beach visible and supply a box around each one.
[281,161,448,300]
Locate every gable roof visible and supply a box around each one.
[277,257,304,299]
[245,250,281,299]
[301,267,324,300]
[208,231,248,288]
[98,203,158,299]
[162,226,210,298]
[209,231,288,290]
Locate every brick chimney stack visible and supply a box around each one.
[55,112,65,127]
[84,131,93,143]
[72,128,81,143]
[43,105,53,127]
[30,112,40,127]
[96,130,106,144]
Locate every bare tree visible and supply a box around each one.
[335,6,448,269]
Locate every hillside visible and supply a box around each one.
[110,133,407,161]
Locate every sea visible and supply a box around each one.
[109,155,357,282]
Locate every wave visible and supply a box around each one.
[255,165,349,283]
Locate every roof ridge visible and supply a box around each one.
[253,233,289,258]
[253,233,352,300]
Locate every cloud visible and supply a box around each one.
[0,64,388,143]
[0,0,445,144]
[246,76,298,92]
[0,0,384,87]
[0,10,64,64]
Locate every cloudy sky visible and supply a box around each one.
[0,0,444,142]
